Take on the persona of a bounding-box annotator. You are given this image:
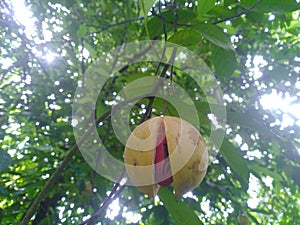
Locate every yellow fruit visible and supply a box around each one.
[238,214,249,225]
[124,116,208,197]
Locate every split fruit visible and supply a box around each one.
[124,116,208,197]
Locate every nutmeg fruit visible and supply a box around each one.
[238,214,249,225]
[124,116,208,197]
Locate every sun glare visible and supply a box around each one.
[247,54,300,129]
[11,0,36,36]
[106,198,120,220]
[260,89,300,128]
[10,0,56,63]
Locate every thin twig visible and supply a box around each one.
[152,0,263,27]
[19,110,111,225]
[140,97,155,123]
[141,47,177,122]
[15,0,260,220]
[80,46,179,225]
[90,17,144,35]
[20,90,155,224]
[20,41,158,223]
[89,186,126,225]
[78,168,126,225]
[2,1,52,82]
[213,0,263,24]
[80,52,179,224]
[173,2,178,32]
[81,37,86,77]
[79,60,179,223]
[158,1,167,41]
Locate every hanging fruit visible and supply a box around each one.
[238,214,249,225]
[124,116,208,197]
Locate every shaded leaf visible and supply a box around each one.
[210,5,237,21]
[227,111,279,140]
[31,145,52,151]
[139,0,155,17]
[0,149,12,172]
[0,185,9,197]
[211,44,236,77]
[197,0,216,15]
[158,188,204,225]
[168,29,201,47]
[163,9,197,24]
[195,24,232,50]
[77,25,88,40]
[220,137,249,188]
[224,0,236,6]
[250,163,282,182]
[84,43,97,58]
[248,212,262,225]
[146,10,196,38]
[240,0,299,14]
[146,16,173,38]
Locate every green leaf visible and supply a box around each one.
[69,21,80,43]
[0,208,3,224]
[152,98,179,117]
[239,0,299,14]
[168,29,201,47]
[0,149,12,172]
[120,71,148,83]
[164,9,197,24]
[194,102,218,127]
[84,43,97,58]
[195,24,232,50]
[227,111,279,140]
[158,188,204,225]
[224,0,236,6]
[77,25,88,40]
[38,215,53,225]
[0,185,9,197]
[31,145,52,151]
[123,77,154,98]
[139,0,155,17]
[248,212,262,225]
[146,10,196,38]
[197,0,216,15]
[250,163,282,182]
[220,138,249,188]
[152,205,169,224]
[211,44,236,77]
[210,5,235,18]
[268,65,290,81]
[146,17,172,38]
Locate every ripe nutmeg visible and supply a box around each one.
[124,116,208,197]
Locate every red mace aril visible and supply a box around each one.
[124,116,208,197]
[154,130,173,187]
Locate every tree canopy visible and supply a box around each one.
[0,0,299,224]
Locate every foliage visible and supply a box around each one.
[0,0,299,224]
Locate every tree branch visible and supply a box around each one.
[19,110,111,225]
[81,37,86,77]
[91,17,144,35]
[2,1,52,82]
[78,169,126,225]
[213,0,263,24]
[140,47,177,122]
[78,45,178,225]
[19,39,159,224]
[158,1,167,41]
[19,75,166,224]
[20,89,157,224]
